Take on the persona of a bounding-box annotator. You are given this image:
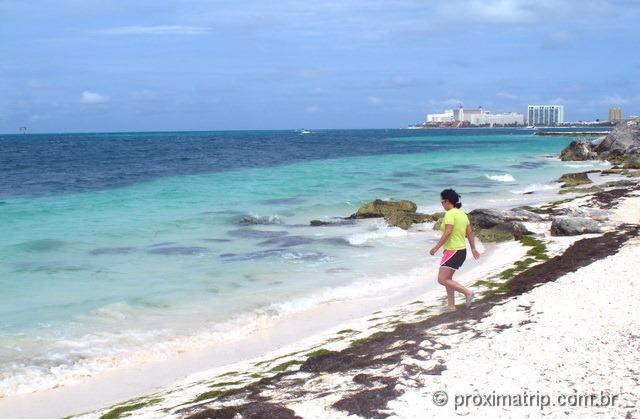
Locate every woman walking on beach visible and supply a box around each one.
[429,189,480,311]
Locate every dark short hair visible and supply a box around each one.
[440,188,462,209]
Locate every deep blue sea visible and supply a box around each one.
[0,128,608,396]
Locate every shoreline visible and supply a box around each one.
[1,167,638,418]
[87,170,640,418]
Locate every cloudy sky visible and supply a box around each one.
[1,0,639,133]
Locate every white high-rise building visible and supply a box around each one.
[527,105,565,126]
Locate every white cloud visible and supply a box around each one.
[437,0,614,25]
[81,91,109,104]
[438,0,536,24]
[93,25,210,36]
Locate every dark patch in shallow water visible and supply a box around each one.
[89,247,136,255]
[229,214,283,225]
[220,249,327,262]
[509,161,548,169]
[452,164,481,170]
[18,239,67,252]
[201,238,232,243]
[13,262,88,274]
[399,182,422,188]
[227,229,289,239]
[147,246,210,255]
[258,235,315,247]
[148,242,176,248]
[259,197,306,205]
[390,171,415,178]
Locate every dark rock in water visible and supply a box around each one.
[551,216,603,236]
[19,239,67,252]
[310,219,357,227]
[90,247,136,255]
[557,172,592,188]
[258,235,315,247]
[230,214,283,225]
[348,199,440,230]
[227,229,289,239]
[349,199,417,219]
[560,139,597,161]
[147,246,210,255]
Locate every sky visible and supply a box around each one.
[1,0,639,133]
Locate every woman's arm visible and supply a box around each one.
[430,224,453,255]
[466,224,481,260]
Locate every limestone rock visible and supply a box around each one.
[559,139,596,161]
[349,199,417,219]
[550,216,603,236]
[557,172,593,188]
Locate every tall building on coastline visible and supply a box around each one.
[609,107,623,122]
[527,105,565,126]
[426,105,524,126]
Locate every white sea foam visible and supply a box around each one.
[485,173,516,182]
[564,161,610,169]
[510,183,557,194]
[346,221,407,245]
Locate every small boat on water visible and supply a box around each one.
[299,129,311,134]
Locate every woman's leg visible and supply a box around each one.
[445,285,455,308]
[438,267,471,308]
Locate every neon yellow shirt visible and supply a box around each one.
[439,208,469,250]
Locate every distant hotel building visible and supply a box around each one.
[609,107,623,122]
[427,106,524,126]
[527,105,565,126]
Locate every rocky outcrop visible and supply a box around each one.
[557,172,592,188]
[349,199,417,218]
[466,208,540,242]
[559,139,597,161]
[348,199,441,230]
[550,216,603,236]
[559,119,640,167]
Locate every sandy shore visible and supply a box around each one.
[3,170,639,419]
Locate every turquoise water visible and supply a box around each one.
[0,130,606,395]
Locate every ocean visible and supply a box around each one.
[0,128,609,397]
